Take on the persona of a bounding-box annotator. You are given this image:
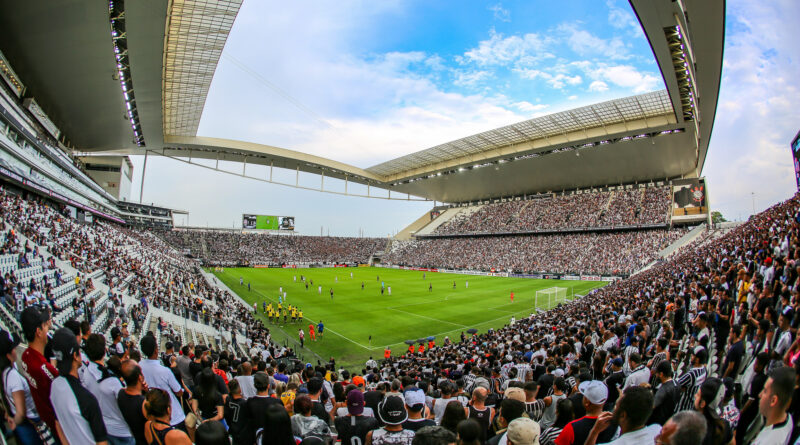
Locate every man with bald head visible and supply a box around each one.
[466,387,495,443]
[235,361,256,399]
[655,411,706,445]
[117,360,148,445]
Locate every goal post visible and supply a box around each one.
[535,287,570,310]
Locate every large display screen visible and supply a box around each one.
[672,178,708,217]
[792,131,800,190]
[242,214,295,231]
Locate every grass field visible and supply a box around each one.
[212,267,606,370]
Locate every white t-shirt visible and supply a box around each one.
[140,359,185,426]
[236,375,257,400]
[3,366,38,419]
[600,424,661,445]
[754,414,793,445]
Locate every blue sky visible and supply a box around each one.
[129,0,800,234]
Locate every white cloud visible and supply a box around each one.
[514,68,582,89]
[462,29,551,66]
[567,95,578,100]
[582,64,660,93]
[512,101,548,112]
[424,55,446,71]
[588,80,609,92]
[453,70,492,87]
[488,3,511,22]
[702,0,800,220]
[557,23,630,60]
[606,0,641,36]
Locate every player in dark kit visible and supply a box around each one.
[361,282,365,290]
[330,288,334,300]
[429,283,433,292]
[453,281,456,289]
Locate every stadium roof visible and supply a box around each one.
[0,0,724,203]
[367,90,676,178]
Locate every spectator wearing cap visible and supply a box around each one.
[335,389,379,444]
[648,361,680,426]
[404,388,435,432]
[506,417,540,445]
[749,367,795,445]
[110,327,127,359]
[554,381,614,445]
[49,327,109,444]
[674,347,708,413]
[291,394,332,443]
[139,334,186,430]
[0,328,48,444]
[19,305,64,440]
[368,395,415,444]
[622,353,649,389]
[656,411,706,445]
[587,386,658,445]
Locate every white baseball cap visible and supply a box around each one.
[578,380,609,405]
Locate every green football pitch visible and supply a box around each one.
[211,267,607,371]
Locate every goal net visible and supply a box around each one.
[535,287,570,310]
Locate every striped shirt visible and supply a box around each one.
[525,399,546,422]
[649,352,667,386]
[622,345,639,376]
[540,425,564,445]
[675,366,707,412]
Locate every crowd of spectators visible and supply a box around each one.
[2,181,800,445]
[386,228,687,276]
[435,186,671,235]
[159,230,388,267]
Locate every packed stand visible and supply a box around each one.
[386,228,686,276]
[158,230,388,267]
[435,185,672,235]
[2,184,800,445]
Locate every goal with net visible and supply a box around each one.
[535,287,571,309]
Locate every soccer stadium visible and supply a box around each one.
[0,0,797,444]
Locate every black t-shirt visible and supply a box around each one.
[189,361,203,382]
[649,380,680,426]
[364,391,384,420]
[717,299,734,332]
[247,395,284,437]
[224,397,251,442]
[335,415,379,444]
[722,341,744,376]
[536,374,554,399]
[568,392,586,419]
[195,390,224,420]
[402,417,436,432]
[603,371,624,411]
[311,400,329,424]
[117,390,147,445]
